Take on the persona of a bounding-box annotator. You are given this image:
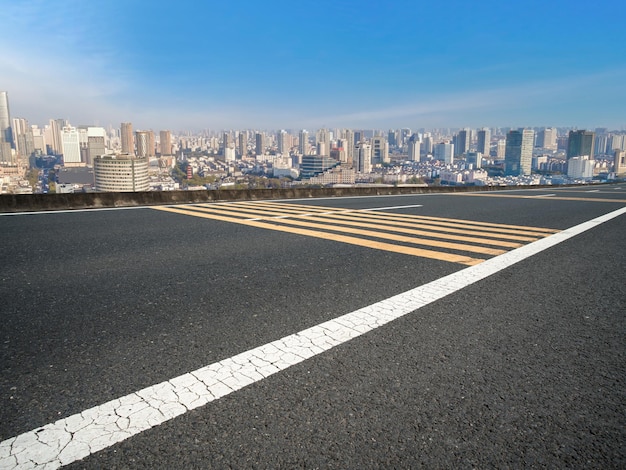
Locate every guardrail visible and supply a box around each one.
[0,184,581,213]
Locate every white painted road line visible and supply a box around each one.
[2,206,625,469]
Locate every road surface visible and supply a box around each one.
[1,185,625,468]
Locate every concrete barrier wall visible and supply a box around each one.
[0,185,570,213]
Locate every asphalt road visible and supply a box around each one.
[1,185,625,468]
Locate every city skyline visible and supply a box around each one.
[1,0,625,131]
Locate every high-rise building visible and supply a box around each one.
[61,126,82,166]
[504,129,534,176]
[299,130,309,155]
[455,128,471,157]
[12,118,35,158]
[594,134,609,156]
[496,139,506,158]
[86,127,106,166]
[94,154,150,192]
[222,131,232,155]
[0,91,14,149]
[45,119,64,155]
[536,127,557,150]
[343,129,355,165]
[277,130,290,155]
[160,130,172,156]
[354,142,372,173]
[567,156,594,179]
[371,136,389,164]
[135,130,155,158]
[408,134,421,162]
[477,128,491,155]
[120,122,134,154]
[387,129,397,147]
[434,142,454,164]
[255,132,265,156]
[316,128,329,151]
[610,133,626,152]
[422,133,433,155]
[238,131,247,157]
[567,130,595,159]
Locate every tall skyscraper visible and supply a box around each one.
[299,130,309,155]
[61,126,82,166]
[12,118,35,158]
[536,128,557,150]
[160,130,172,156]
[343,129,355,165]
[136,130,155,158]
[222,131,232,155]
[238,131,247,157]
[567,130,595,159]
[477,128,491,155]
[371,136,389,164]
[354,142,372,173]
[0,91,14,149]
[434,142,454,164]
[316,128,330,151]
[455,128,471,156]
[44,119,64,155]
[121,122,134,154]
[505,129,534,176]
[255,132,265,156]
[407,134,421,162]
[422,133,433,155]
[277,130,289,155]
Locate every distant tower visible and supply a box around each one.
[255,132,265,156]
[12,117,35,158]
[136,130,155,157]
[222,131,232,155]
[61,126,81,166]
[371,136,389,164]
[537,128,557,150]
[496,139,506,159]
[160,130,172,156]
[299,130,309,155]
[567,130,595,159]
[408,134,421,162]
[505,129,534,176]
[434,142,454,164]
[477,128,491,156]
[0,92,14,149]
[121,122,134,154]
[277,130,289,155]
[455,128,471,157]
[238,131,247,157]
[354,142,372,173]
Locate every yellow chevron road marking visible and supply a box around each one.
[153,206,484,266]
[153,202,560,265]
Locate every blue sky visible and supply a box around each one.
[1,0,625,132]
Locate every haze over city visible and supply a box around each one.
[1,0,625,131]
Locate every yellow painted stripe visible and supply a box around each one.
[284,213,524,248]
[244,200,560,233]
[153,206,485,266]
[303,212,546,241]
[194,203,347,219]
[180,205,506,256]
[227,201,335,213]
[348,210,558,235]
[192,201,557,238]
[453,193,626,204]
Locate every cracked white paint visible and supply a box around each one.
[1,206,625,469]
